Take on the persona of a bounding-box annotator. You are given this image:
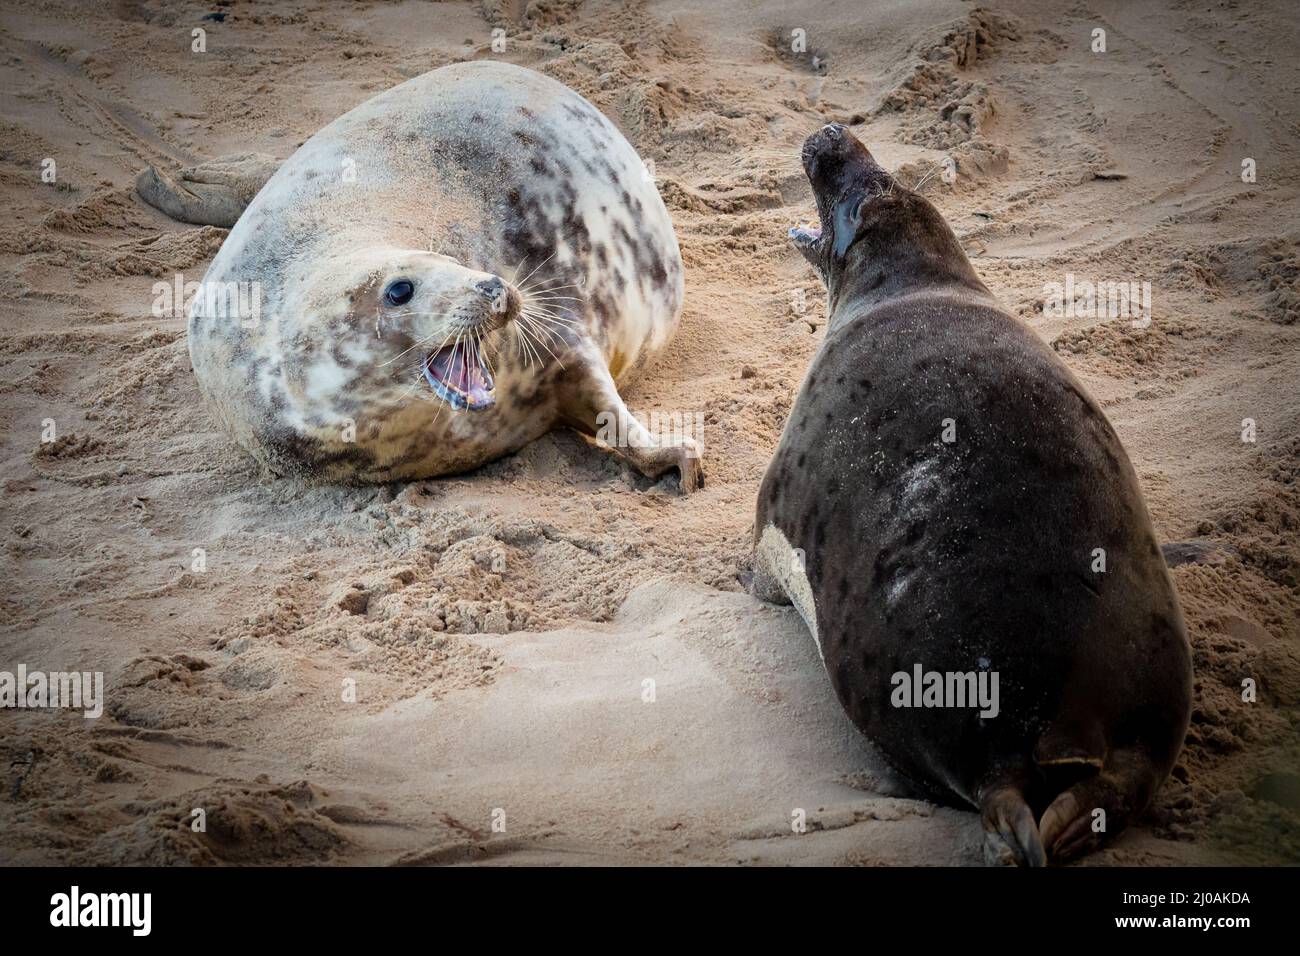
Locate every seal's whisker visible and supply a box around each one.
[522,322,577,349]
[391,369,425,409]
[377,365,425,415]
[910,161,944,194]
[520,316,577,330]
[520,284,582,300]
[521,278,581,291]
[379,334,444,368]
[378,314,493,368]
[514,314,551,356]
[522,324,549,369]
[522,280,583,295]
[382,308,459,320]
[381,373,423,416]
[480,332,506,375]
[374,310,464,367]
[514,329,540,369]
[524,295,582,305]
[523,304,580,318]
[506,322,529,366]
[515,250,557,289]
[517,315,569,367]
[430,330,467,423]
[522,252,558,284]
[520,306,576,333]
[475,327,497,382]
[521,308,583,329]
[517,327,559,370]
[381,323,459,413]
[507,254,530,279]
[513,317,547,369]
[521,300,580,318]
[417,326,460,411]
[521,318,579,349]
[521,307,582,332]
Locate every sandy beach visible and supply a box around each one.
[1,0,1297,865]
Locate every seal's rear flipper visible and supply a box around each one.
[558,351,704,494]
[1038,747,1163,862]
[136,153,280,227]
[979,780,1046,867]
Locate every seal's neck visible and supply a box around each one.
[826,199,992,330]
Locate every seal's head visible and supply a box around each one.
[789,124,912,287]
[284,248,522,417]
[791,124,984,317]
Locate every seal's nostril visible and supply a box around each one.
[474,277,505,300]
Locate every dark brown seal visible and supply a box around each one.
[752,124,1192,866]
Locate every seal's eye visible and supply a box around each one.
[384,279,415,306]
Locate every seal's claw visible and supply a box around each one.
[979,783,1046,867]
[618,435,703,494]
[667,437,704,494]
[1038,749,1163,863]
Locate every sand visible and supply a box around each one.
[0,0,1297,866]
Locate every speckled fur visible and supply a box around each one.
[190,62,686,484]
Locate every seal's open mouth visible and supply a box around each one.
[789,221,823,248]
[423,341,495,410]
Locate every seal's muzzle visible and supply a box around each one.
[794,124,892,263]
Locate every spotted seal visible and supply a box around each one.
[181,61,700,489]
[751,124,1192,865]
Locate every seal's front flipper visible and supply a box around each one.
[979,779,1047,867]
[747,561,790,604]
[557,353,704,494]
[748,524,795,605]
[1038,747,1163,862]
[136,153,280,227]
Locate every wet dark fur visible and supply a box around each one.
[754,125,1192,864]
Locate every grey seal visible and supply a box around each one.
[179,61,700,489]
[752,124,1192,866]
